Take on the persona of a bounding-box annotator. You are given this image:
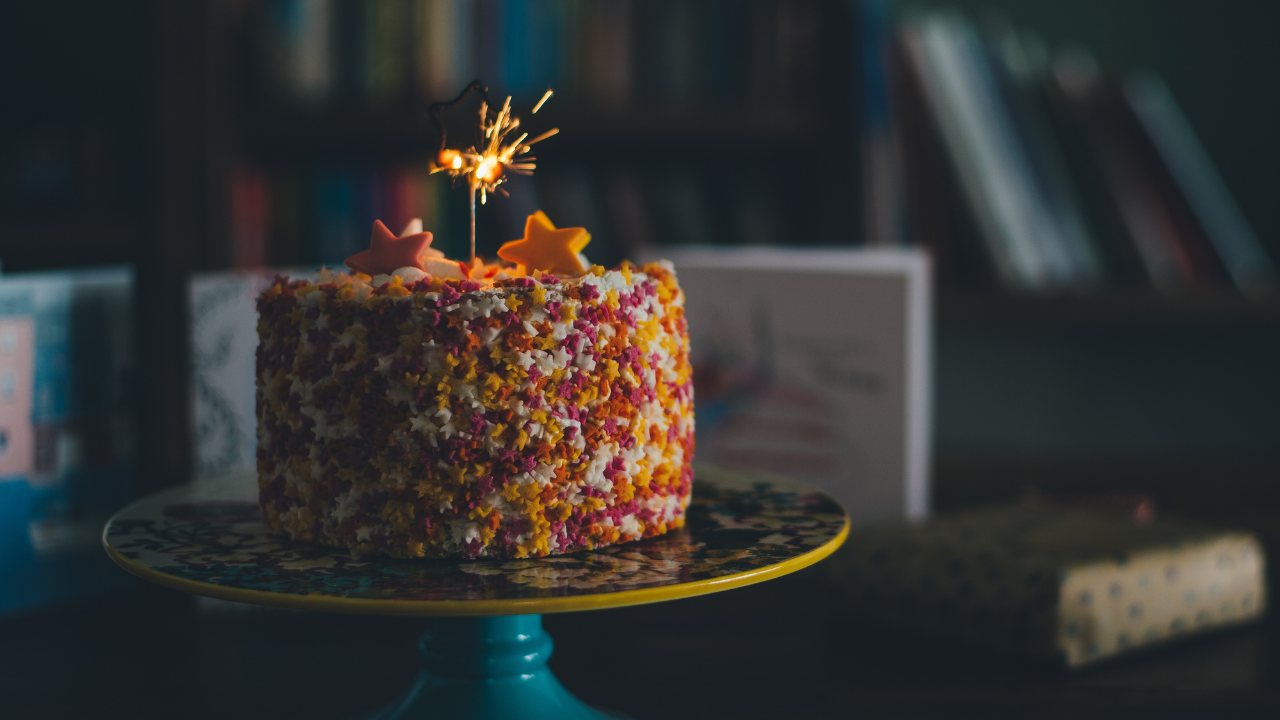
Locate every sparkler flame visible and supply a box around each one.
[429,84,559,263]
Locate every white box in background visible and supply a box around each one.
[190,270,284,480]
[664,247,932,525]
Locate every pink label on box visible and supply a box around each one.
[0,318,34,479]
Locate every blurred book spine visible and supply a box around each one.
[263,0,334,104]
[229,165,270,268]
[313,168,359,265]
[1050,54,1201,292]
[860,0,904,247]
[582,0,632,106]
[363,0,411,106]
[985,27,1103,287]
[414,0,473,99]
[1123,72,1278,296]
[907,15,1070,290]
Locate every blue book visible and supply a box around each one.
[503,0,534,96]
[0,266,135,615]
[314,169,360,265]
[860,0,903,246]
[531,0,564,96]
[983,26,1102,287]
[359,169,383,244]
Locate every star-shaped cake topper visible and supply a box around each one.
[344,219,442,276]
[497,211,591,276]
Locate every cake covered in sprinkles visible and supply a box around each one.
[255,233,695,559]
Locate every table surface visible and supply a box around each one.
[8,465,1278,719]
[102,465,848,615]
[4,555,1277,720]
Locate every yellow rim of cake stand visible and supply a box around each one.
[103,518,848,616]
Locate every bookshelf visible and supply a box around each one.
[215,1,1277,299]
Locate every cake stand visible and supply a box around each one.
[103,465,848,720]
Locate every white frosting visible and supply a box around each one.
[393,266,429,283]
[422,256,467,279]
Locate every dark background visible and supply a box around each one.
[1,1,1279,718]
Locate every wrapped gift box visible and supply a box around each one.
[663,247,932,528]
[825,505,1266,666]
[190,269,284,479]
[0,266,135,614]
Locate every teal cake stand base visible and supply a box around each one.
[103,467,849,720]
[368,615,628,720]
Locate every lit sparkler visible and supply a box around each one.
[429,82,559,263]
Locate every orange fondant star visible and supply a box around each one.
[344,220,435,275]
[497,211,591,276]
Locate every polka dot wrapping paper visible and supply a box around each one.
[824,507,1266,667]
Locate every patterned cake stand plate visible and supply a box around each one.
[103,464,848,720]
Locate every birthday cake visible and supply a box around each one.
[255,210,695,559]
